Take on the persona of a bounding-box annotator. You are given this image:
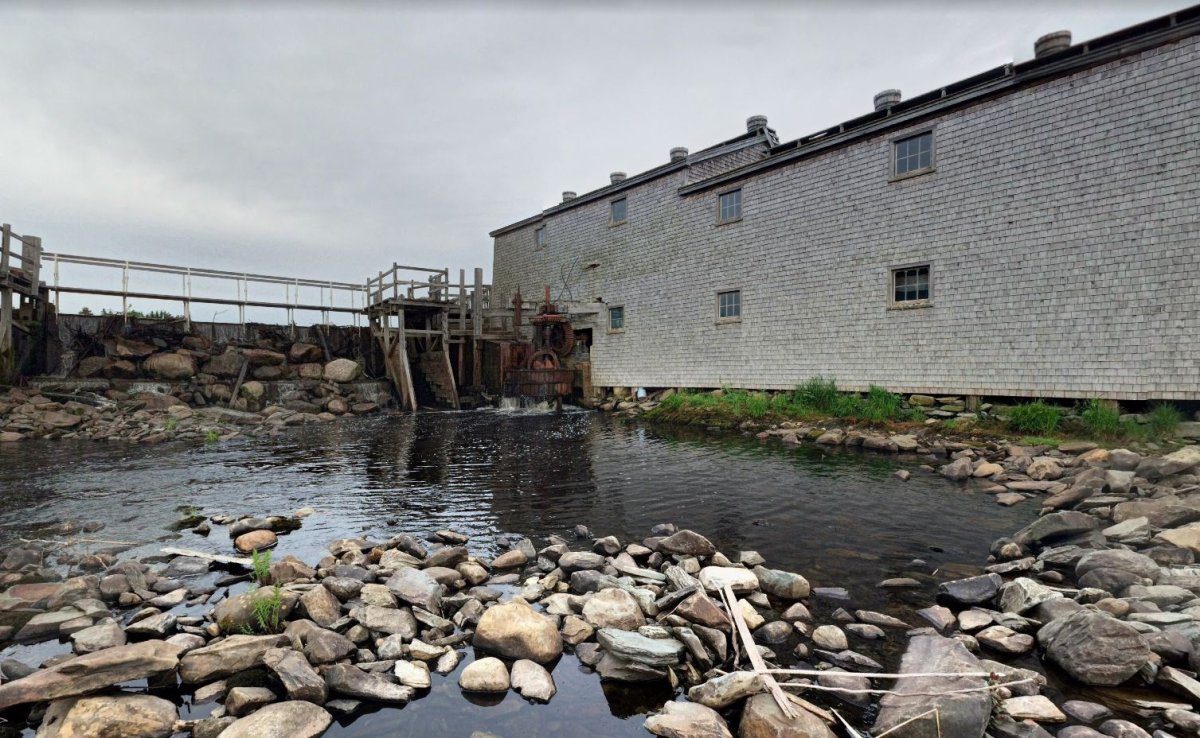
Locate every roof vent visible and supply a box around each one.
[562,191,577,202]
[746,115,768,133]
[610,172,627,184]
[873,89,902,111]
[1035,30,1072,58]
[670,147,688,162]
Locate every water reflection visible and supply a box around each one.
[0,410,1036,737]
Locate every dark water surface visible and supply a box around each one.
[0,410,1035,737]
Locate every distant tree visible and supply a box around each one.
[79,307,93,315]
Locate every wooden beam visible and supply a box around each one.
[161,547,252,568]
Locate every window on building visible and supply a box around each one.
[610,198,627,225]
[717,290,741,320]
[892,265,930,304]
[718,188,742,223]
[608,306,625,331]
[534,226,546,249]
[894,132,933,177]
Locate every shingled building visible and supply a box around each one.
[491,7,1200,401]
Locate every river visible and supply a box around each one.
[0,409,1035,737]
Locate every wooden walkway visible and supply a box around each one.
[1,219,516,407]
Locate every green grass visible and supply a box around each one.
[645,378,908,429]
[646,380,1188,448]
[1006,401,1064,435]
[251,585,286,634]
[1078,398,1122,439]
[1146,403,1184,438]
[164,416,178,432]
[205,429,220,444]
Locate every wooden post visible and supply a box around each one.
[0,224,12,378]
[472,267,483,390]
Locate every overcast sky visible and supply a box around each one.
[0,1,1182,313]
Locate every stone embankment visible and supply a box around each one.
[0,359,383,443]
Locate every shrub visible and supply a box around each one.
[1079,398,1121,438]
[862,385,903,423]
[1007,401,1063,435]
[1146,403,1184,438]
[205,429,220,444]
[251,549,272,586]
[794,376,840,413]
[250,585,285,634]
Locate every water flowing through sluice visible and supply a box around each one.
[0,412,1043,737]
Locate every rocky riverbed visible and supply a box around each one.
[0,360,384,444]
[3,414,1200,737]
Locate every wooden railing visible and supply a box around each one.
[43,251,368,331]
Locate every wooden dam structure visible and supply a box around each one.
[0,220,548,410]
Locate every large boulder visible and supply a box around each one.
[212,589,299,633]
[1013,511,1098,547]
[216,701,332,738]
[658,530,717,557]
[1037,611,1150,686]
[385,567,442,613]
[202,351,243,378]
[179,634,290,684]
[873,634,990,738]
[753,566,810,600]
[1136,446,1200,481]
[262,647,327,704]
[739,692,836,738]
[582,588,646,630]
[597,628,685,666]
[458,657,510,692]
[0,640,183,710]
[324,663,414,703]
[288,343,324,364]
[38,694,178,738]
[143,352,196,380]
[472,598,562,663]
[645,700,732,738]
[323,359,361,383]
[242,348,286,366]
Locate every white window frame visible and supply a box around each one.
[890,128,936,181]
[534,225,547,249]
[716,187,743,224]
[889,263,932,309]
[607,304,625,333]
[609,197,628,226]
[715,289,742,324]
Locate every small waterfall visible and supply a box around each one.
[497,396,557,413]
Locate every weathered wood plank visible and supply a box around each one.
[161,547,253,568]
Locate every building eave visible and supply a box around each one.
[489,131,775,239]
[678,5,1200,197]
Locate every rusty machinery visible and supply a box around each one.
[503,288,576,405]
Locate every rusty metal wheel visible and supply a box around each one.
[526,348,561,370]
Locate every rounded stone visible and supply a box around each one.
[234,530,278,554]
[459,657,509,692]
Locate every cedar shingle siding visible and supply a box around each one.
[492,29,1200,400]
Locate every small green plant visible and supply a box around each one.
[164,416,178,431]
[1007,401,1063,435]
[254,585,285,633]
[205,429,220,443]
[251,549,272,586]
[1079,398,1121,438]
[1146,403,1184,439]
[861,385,903,423]
[794,376,840,413]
